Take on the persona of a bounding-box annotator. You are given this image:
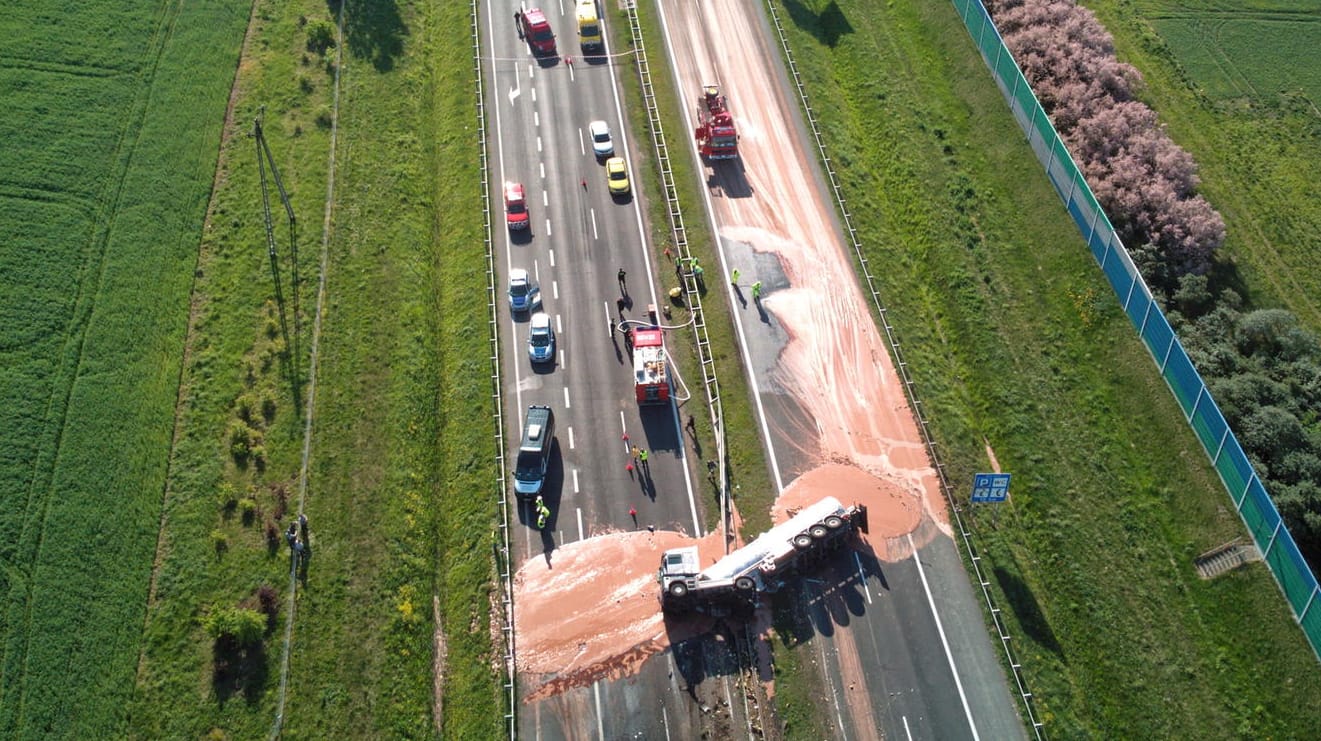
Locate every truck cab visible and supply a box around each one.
[521,8,556,55]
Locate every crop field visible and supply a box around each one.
[1132,0,1321,104]
[773,0,1321,736]
[0,0,247,736]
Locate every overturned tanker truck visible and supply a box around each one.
[658,496,867,613]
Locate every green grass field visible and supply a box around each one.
[1135,0,1321,104]
[770,0,1321,736]
[0,0,248,736]
[126,0,499,737]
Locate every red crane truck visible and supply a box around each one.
[694,84,738,160]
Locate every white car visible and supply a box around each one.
[528,312,556,364]
[508,268,540,313]
[588,120,614,158]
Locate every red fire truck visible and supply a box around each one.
[694,84,738,160]
[632,327,670,404]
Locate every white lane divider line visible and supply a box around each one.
[908,532,980,740]
[854,551,873,604]
[563,386,570,409]
[576,507,585,541]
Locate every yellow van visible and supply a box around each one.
[576,0,602,51]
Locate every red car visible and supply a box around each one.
[521,8,556,55]
[505,181,529,230]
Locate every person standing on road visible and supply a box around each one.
[515,10,523,38]
[617,267,628,294]
[730,268,740,286]
[639,448,649,471]
[751,281,763,301]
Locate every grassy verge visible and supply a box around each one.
[772,0,1321,737]
[611,0,777,539]
[0,0,248,736]
[129,0,498,737]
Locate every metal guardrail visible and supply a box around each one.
[762,1,1046,737]
[622,4,733,541]
[468,2,517,738]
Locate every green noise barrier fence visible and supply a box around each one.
[950,0,1321,660]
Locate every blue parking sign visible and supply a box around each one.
[971,473,1011,503]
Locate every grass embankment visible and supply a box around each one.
[129,0,498,737]
[609,0,777,538]
[1089,0,1321,330]
[771,0,1321,737]
[0,1,248,736]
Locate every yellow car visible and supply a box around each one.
[605,156,630,196]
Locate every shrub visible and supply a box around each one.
[255,585,280,631]
[306,19,336,54]
[210,530,228,556]
[238,497,258,525]
[204,607,266,648]
[215,480,238,510]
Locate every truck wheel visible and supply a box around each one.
[792,533,813,549]
[735,577,755,591]
[824,515,845,530]
[810,524,830,539]
[668,582,689,598]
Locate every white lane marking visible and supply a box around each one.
[533,258,540,282]
[544,218,552,235]
[531,87,537,103]
[576,507,584,541]
[903,715,913,741]
[593,680,605,741]
[604,302,613,338]
[854,551,873,604]
[539,162,545,179]
[548,248,555,268]
[536,135,542,153]
[568,426,575,450]
[618,410,628,448]
[578,127,586,156]
[563,386,570,409]
[572,467,579,493]
[908,532,981,740]
[542,190,548,206]
[534,110,539,127]
[662,706,671,741]
[556,313,562,333]
[558,349,564,367]
[814,629,848,738]
[552,280,559,300]
[508,85,521,104]
[590,208,598,239]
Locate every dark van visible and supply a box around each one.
[513,405,555,497]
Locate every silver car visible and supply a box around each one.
[588,120,614,158]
